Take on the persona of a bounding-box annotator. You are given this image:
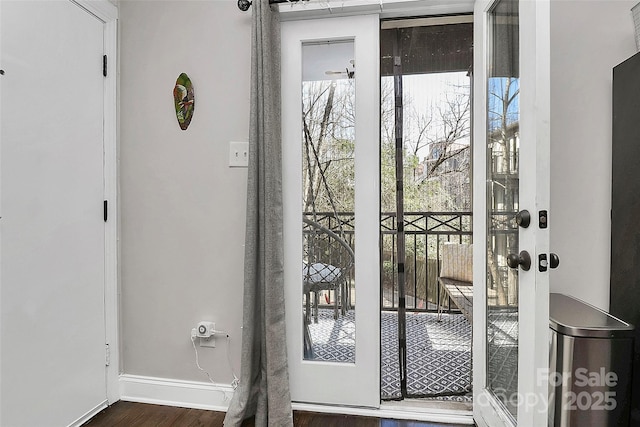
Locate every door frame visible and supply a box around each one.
[472,0,551,426]
[279,0,550,423]
[281,13,381,408]
[71,0,120,405]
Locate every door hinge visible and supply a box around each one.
[104,200,108,222]
[103,55,107,77]
[105,344,111,366]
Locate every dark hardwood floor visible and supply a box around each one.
[84,401,473,427]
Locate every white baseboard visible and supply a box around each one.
[68,400,108,427]
[118,374,474,425]
[119,374,234,412]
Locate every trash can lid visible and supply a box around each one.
[550,293,635,338]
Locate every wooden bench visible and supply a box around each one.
[438,277,473,323]
[437,243,473,323]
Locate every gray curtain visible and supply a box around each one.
[223,1,293,426]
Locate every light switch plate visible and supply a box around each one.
[229,141,249,167]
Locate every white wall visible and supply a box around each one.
[119,0,251,384]
[550,0,638,310]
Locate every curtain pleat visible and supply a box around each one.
[223,1,293,426]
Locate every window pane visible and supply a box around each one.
[302,40,356,363]
[487,0,520,419]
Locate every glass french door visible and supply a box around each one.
[473,0,550,426]
[281,14,380,407]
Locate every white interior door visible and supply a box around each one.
[282,14,381,407]
[0,1,107,426]
[472,0,550,426]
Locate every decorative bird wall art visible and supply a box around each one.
[173,73,195,130]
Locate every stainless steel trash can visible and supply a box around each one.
[549,293,634,426]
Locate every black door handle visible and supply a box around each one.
[550,253,559,269]
[515,210,531,228]
[507,251,532,271]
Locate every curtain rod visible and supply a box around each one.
[238,0,309,11]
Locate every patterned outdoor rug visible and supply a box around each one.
[306,309,473,399]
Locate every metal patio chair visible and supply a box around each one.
[302,217,355,324]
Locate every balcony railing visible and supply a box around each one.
[303,211,473,313]
[380,211,472,312]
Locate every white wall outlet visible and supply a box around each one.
[229,141,249,167]
[196,321,216,348]
[200,335,216,348]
